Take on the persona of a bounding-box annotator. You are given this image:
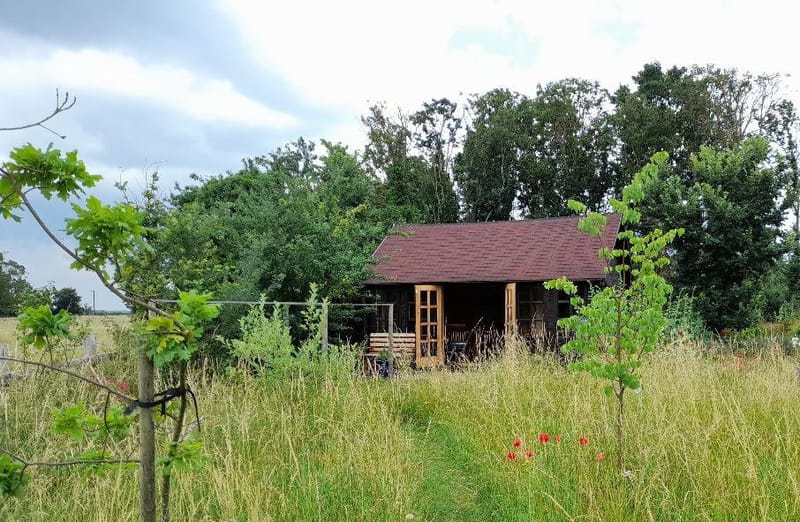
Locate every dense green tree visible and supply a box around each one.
[0,253,32,316]
[455,89,528,221]
[612,63,715,185]
[519,79,616,217]
[51,287,84,315]
[613,63,784,187]
[761,99,799,233]
[642,137,785,330]
[362,102,460,223]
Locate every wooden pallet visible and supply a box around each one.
[363,333,416,374]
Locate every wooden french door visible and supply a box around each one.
[505,282,517,337]
[415,285,444,368]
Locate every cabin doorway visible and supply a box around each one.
[414,285,444,367]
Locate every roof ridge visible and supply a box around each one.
[391,213,617,230]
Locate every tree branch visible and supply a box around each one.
[0,89,76,136]
[0,355,134,401]
[17,190,171,321]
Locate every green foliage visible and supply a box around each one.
[142,291,219,367]
[157,438,206,477]
[664,292,707,339]
[0,454,26,494]
[65,196,150,278]
[224,301,295,374]
[455,89,527,221]
[17,305,73,359]
[0,253,32,316]
[51,402,135,444]
[51,402,89,441]
[51,287,84,315]
[546,154,683,471]
[0,143,100,221]
[363,102,460,224]
[642,137,785,330]
[519,79,616,218]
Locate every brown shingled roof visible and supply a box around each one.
[365,214,620,285]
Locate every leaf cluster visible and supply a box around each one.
[142,291,219,367]
[0,144,100,221]
[17,305,73,351]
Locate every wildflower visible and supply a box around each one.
[538,433,550,444]
[578,436,589,446]
[555,434,563,444]
[595,452,605,462]
[117,381,131,394]
[513,437,522,448]
[506,451,517,462]
[523,449,534,459]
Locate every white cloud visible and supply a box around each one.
[0,48,297,128]
[219,0,800,116]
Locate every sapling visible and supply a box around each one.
[546,152,683,473]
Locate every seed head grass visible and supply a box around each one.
[1,335,799,521]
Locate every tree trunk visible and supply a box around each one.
[138,347,157,522]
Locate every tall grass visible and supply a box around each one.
[2,337,799,521]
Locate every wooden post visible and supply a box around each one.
[140,307,157,522]
[388,303,394,362]
[0,344,7,375]
[321,303,329,353]
[83,334,97,358]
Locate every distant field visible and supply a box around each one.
[0,314,131,360]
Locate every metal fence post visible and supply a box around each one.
[321,303,329,353]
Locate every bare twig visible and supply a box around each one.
[0,356,133,401]
[0,89,76,137]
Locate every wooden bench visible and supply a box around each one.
[363,333,416,374]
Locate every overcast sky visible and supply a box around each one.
[1,0,799,310]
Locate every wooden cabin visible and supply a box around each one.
[365,214,620,367]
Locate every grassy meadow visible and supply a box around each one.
[1,330,800,521]
[0,315,130,367]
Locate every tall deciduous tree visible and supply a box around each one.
[612,63,715,184]
[613,63,784,186]
[761,99,800,233]
[362,102,460,224]
[0,253,32,316]
[455,88,528,221]
[642,137,785,330]
[51,287,84,315]
[519,79,616,217]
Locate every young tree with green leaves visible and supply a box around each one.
[1,142,218,522]
[546,152,683,473]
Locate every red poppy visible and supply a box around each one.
[578,436,589,446]
[555,434,563,444]
[538,433,550,444]
[513,437,522,448]
[117,381,131,394]
[523,449,534,459]
[506,451,517,461]
[595,452,605,462]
